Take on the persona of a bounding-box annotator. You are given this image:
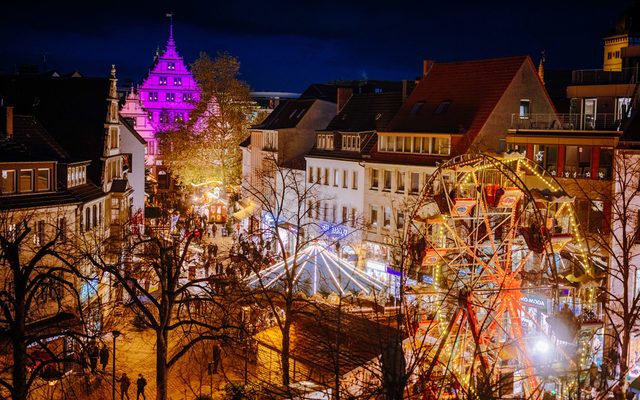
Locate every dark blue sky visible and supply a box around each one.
[0,0,631,93]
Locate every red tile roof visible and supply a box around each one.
[386,56,531,141]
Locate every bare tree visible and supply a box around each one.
[0,210,86,400]
[82,228,241,400]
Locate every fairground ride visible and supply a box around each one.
[405,153,603,399]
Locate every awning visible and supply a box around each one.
[232,199,259,220]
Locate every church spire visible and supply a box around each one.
[537,50,545,85]
[166,12,175,47]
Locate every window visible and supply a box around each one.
[19,169,33,192]
[342,206,348,223]
[350,208,356,227]
[410,172,420,194]
[383,207,391,228]
[34,220,45,245]
[58,217,67,241]
[432,137,450,155]
[308,200,314,219]
[85,208,91,232]
[378,136,387,151]
[532,145,558,175]
[342,170,348,188]
[397,211,405,229]
[166,93,175,102]
[159,77,167,85]
[333,169,339,187]
[148,92,158,101]
[323,203,328,221]
[379,135,449,155]
[352,171,358,190]
[598,147,614,180]
[183,93,193,102]
[36,169,50,191]
[397,171,405,193]
[98,202,102,226]
[1,170,16,194]
[564,146,591,178]
[371,169,379,189]
[174,114,184,123]
[316,167,321,184]
[167,62,175,70]
[608,52,613,60]
[616,50,621,58]
[370,206,379,227]
[174,77,182,86]
[519,99,530,119]
[616,97,632,122]
[435,100,451,114]
[317,134,334,150]
[308,167,313,183]
[332,204,337,222]
[383,170,392,191]
[410,102,424,115]
[93,205,98,228]
[323,168,329,185]
[342,134,360,151]
[160,112,170,123]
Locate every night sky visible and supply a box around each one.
[0,0,632,93]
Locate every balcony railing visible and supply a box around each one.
[510,113,621,131]
[571,67,639,85]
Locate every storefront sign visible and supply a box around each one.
[386,267,402,277]
[366,260,387,272]
[421,275,434,284]
[520,295,547,309]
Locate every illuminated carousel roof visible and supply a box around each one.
[246,244,386,297]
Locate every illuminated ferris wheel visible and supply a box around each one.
[406,153,596,399]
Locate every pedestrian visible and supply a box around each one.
[88,341,99,373]
[119,373,131,400]
[212,243,218,258]
[589,362,597,387]
[600,359,609,390]
[99,344,109,371]
[212,223,217,238]
[212,344,221,373]
[136,374,147,400]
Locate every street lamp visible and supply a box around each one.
[112,330,121,400]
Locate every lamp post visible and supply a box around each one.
[242,306,250,385]
[112,330,121,400]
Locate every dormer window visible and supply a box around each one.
[289,109,299,118]
[167,62,175,70]
[1,170,16,194]
[159,77,167,86]
[435,100,451,114]
[342,134,360,151]
[36,168,50,192]
[410,102,424,115]
[19,169,33,193]
[316,134,334,150]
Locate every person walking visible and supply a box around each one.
[212,243,218,258]
[136,374,147,400]
[589,362,598,387]
[88,341,99,373]
[212,223,217,238]
[99,344,109,371]
[119,373,131,400]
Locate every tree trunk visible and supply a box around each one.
[280,318,291,387]
[156,330,168,400]
[12,277,27,400]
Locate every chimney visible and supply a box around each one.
[5,107,13,139]
[423,59,435,77]
[336,87,353,113]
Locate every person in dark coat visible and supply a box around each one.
[119,373,131,400]
[88,341,99,373]
[99,344,109,371]
[589,362,597,387]
[136,374,147,400]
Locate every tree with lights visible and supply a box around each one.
[162,52,255,191]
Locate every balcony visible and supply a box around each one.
[571,67,639,85]
[510,113,622,131]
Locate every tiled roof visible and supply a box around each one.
[386,56,529,140]
[0,183,106,210]
[325,92,403,132]
[307,131,377,161]
[0,115,71,162]
[0,75,111,184]
[253,99,317,130]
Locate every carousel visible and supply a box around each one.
[406,153,603,399]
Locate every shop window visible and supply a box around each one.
[532,145,558,175]
[397,171,405,193]
[383,170,392,191]
[36,169,50,191]
[19,169,33,192]
[564,146,591,178]
[1,170,16,194]
[598,147,613,179]
[370,169,379,189]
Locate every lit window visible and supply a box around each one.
[34,220,45,245]
[167,62,175,70]
[174,77,182,86]
[410,173,420,194]
[383,207,391,228]
[383,170,392,191]
[19,169,33,192]
[36,169,50,192]
[148,92,158,101]
[159,77,167,85]
[183,93,193,102]
[370,206,378,227]
[166,93,175,102]
[397,171,405,193]
[397,211,405,229]
[1,170,16,194]
[370,169,379,189]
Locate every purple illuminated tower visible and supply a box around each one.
[138,16,199,134]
